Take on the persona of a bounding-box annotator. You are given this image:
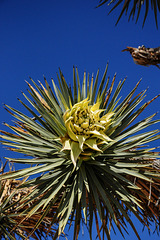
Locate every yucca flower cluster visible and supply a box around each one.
[0,64,160,240]
[62,99,114,165]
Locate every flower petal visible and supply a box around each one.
[101,112,114,121]
[65,117,77,141]
[90,102,100,111]
[70,141,81,166]
[61,139,71,151]
[88,130,113,142]
[85,138,102,152]
[94,122,105,129]
[76,135,86,150]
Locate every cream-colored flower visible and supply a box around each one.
[61,99,114,166]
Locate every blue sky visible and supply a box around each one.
[0,1,160,240]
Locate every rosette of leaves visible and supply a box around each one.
[0,64,160,240]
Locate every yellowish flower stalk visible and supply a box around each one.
[61,99,114,166]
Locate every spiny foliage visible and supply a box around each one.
[0,161,62,240]
[97,0,160,28]
[0,64,160,240]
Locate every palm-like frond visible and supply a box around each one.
[0,64,160,240]
[97,0,160,28]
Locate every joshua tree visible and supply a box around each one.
[97,0,160,28]
[0,64,160,239]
